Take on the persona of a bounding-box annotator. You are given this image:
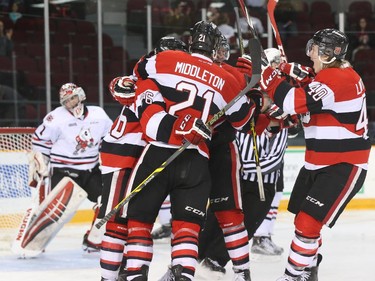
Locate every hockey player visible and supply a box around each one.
[99,37,189,281]
[122,21,262,281]
[197,47,306,277]
[260,28,371,281]
[99,76,146,281]
[28,83,113,253]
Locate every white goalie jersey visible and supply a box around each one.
[32,105,113,170]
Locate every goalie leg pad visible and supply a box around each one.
[11,177,88,258]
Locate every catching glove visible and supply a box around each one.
[236,54,252,77]
[279,62,314,84]
[109,76,136,106]
[174,114,212,145]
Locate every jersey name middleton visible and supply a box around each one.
[134,50,255,157]
[32,106,113,170]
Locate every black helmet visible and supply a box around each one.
[154,36,188,54]
[306,28,349,61]
[190,21,221,55]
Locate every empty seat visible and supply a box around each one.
[354,49,375,62]
[16,57,38,73]
[52,32,72,45]
[26,44,45,58]
[102,33,113,47]
[76,20,96,35]
[71,34,96,47]
[26,72,46,87]
[0,57,13,72]
[56,19,77,34]
[84,60,99,74]
[50,44,68,58]
[51,73,71,88]
[310,1,332,13]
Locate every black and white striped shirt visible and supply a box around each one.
[236,128,288,184]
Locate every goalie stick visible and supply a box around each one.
[95,39,262,229]
[267,0,287,63]
[235,0,267,201]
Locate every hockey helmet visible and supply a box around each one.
[154,36,188,54]
[306,28,349,62]
[264,48,281,66]
[59,83,86,118]
[190,21,221,56]
[214,34,230,63]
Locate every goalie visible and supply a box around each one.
[12,82,113,258]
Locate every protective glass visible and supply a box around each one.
[305,39,314,57]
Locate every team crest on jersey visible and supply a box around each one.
[74,127,94,155]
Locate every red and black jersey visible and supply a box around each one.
[134,50,256,158]
[100,106,147,174]
[272,66,371,169]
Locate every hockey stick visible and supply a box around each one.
[236,0,266,201]
[231,0,244,55]
[95,39,262,229]
[267,0,287,63]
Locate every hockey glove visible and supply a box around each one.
[28,151,49,188]
[109,76,136,106]
[236,54,252,77]
[284,114,303,138]
[174,114,212,145]
[259,66,283,98]
[264,104,288,121]
[279,62,314,84]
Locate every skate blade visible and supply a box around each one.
[195,263,225,280]
[250,253,282,263]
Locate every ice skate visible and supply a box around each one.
[251,236,283,262]
[171,264,191,281]
[233,268,251,281]
[196,257,226,280]
[126,265,148,281]
[275,275,298,281]
[152,224,172,240]
[298,253,322,281]
[158,265,174,281]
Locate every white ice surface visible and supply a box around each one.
[0,210,374,281]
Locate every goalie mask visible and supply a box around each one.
[190,21,221,58]
[154,36,188,54]
[306,28,349,63]
[59,83,86,118]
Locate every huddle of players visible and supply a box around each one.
[99,20,366,281]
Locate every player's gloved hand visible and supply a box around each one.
[284,114,303,138]
[246,88,263,111]
[259,66,283,97]
[279,62,314,84]
[28,151,49,188]
[236,54,252,77]
[264,103,288,121]
[109,76,136,106]
[174,114,212,145]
